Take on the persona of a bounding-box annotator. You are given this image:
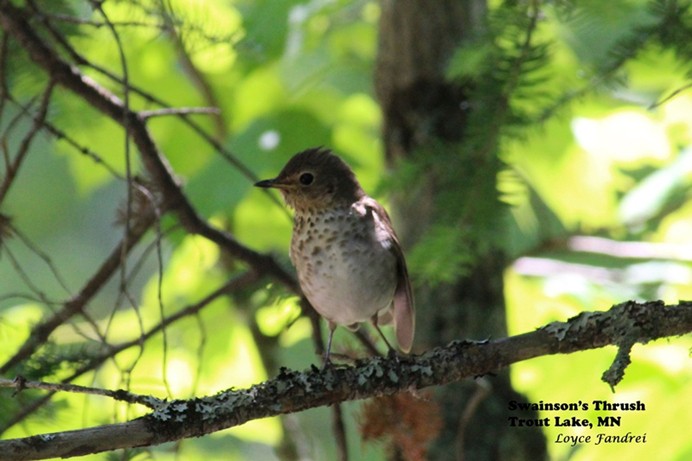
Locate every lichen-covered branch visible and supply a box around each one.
[1,301,689,461]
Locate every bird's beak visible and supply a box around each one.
[254,178,277,188]
[255,177,294,189]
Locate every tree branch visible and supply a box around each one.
[0,211,155,375]
[138,106,221,119]
[0,1,299,293]
[0,376,161,409]
[1,301,689,461]
[0,272,258,433]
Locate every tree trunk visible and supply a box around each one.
[375,1,548,459]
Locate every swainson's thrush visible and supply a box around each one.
[255,148,415,361]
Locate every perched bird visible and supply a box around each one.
[255,147,415,362]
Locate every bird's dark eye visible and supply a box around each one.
[299,172,314,185]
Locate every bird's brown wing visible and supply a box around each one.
[360,197,415,353]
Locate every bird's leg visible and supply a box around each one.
[371,314,396,357]
[323,321,337,368]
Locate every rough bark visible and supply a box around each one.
[1,300,689,460]
[375,1,548,459]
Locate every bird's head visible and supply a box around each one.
[255,148,364,212]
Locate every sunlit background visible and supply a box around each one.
[0,1,690,460]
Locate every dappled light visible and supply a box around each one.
[0,1,690,460]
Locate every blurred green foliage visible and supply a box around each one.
[0,0,690,460]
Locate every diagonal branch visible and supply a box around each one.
[0,211,155,375]
[0,300,689,461]
[0,79,55,203]
[0,1,299,293]
[0,272,259,433]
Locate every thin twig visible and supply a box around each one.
[139,106,221,119]
[27,1,290,217]
[455,378,490,461]
[0,80,54,203]
[0,271,260,434]
[648,82,692,110]
[332,403,349,461]
[0,211,155,375]
[5,93,125,179]
[0,377,162,409]
[9,221,73,297]
[159,0,227,140]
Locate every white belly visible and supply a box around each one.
[291,209,397,326]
